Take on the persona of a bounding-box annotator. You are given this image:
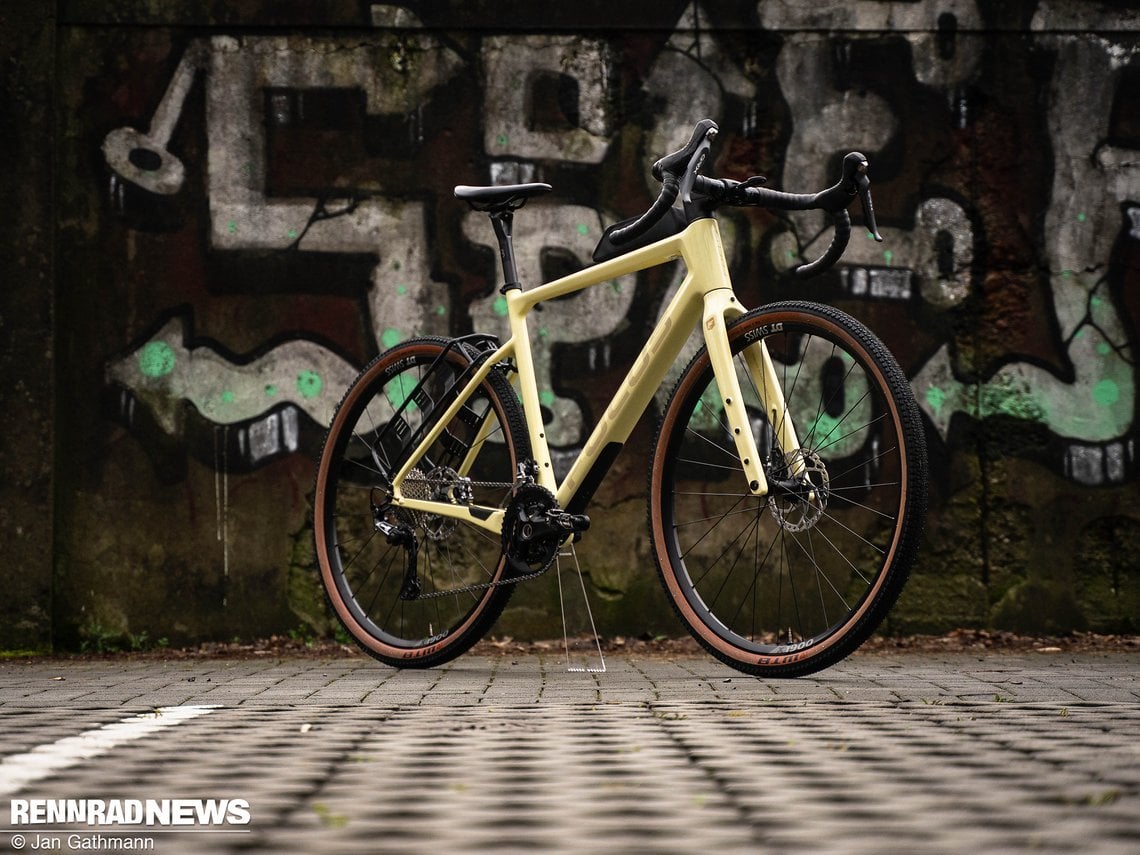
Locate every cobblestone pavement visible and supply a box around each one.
[0,650,1138,854]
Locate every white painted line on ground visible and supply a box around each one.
[0,705,220,797]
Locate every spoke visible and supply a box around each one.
[808,528,830,627]
[826,443,900,483]
[814,503,887,556]
[676,457,748,472]
[805,518,874,587]
[688,501,763,589]
[827,479,901,493]
[342,453,385,480]
[335,482,388,494]
[456,535,498,582]
[799,339,837,452]
[784,526,850,616]
[783,527,805,640]
[359,388,392,473]
[813,408,885,457]
[431,545,448,633]
[336,528,378,575]
[330,528,370,549]
[673,502,767,528]
[827,490,899,521]
[674,489,756,498]
[802,343,862,451]
[683,422,739,464]
[727,520,782,634]
[705,509,764,612]
[367,546,403,619]
[676,491,749,559]
[774,334,810,445]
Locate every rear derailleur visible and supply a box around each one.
[369,489,422,601]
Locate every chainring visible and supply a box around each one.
[502,483,562,576]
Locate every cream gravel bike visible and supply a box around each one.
[313,119,928,677]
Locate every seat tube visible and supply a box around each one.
[505,291,557,491]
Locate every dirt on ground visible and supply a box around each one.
[9,629,1138,663]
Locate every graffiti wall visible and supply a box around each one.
[40,0,1140,648]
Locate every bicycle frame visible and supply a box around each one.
[389,216,801,534]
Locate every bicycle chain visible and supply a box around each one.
[402,478,557,601]
[412,561,551,600]
[398,473,512,492]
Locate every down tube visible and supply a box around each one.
[558,276,704,509]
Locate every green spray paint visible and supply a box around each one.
[1093,379,1120,407]
[297,370,323,400]
[925,385,947,417]
[808,412,842,445]
[138,341,176,378]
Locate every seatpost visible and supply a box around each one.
[489,210,522,293]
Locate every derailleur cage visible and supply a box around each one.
[370,488,421,600]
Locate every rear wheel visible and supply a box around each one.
[649,302,927,677]
[314,338,529,668]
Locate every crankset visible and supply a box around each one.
[501,483,590,577]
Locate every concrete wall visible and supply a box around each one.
[5,0,1139,650]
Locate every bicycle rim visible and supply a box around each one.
[651,302,926,676]
[314,339,527,666]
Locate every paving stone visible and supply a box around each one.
[1,652,1138,853]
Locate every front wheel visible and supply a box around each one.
[649,301,927,677]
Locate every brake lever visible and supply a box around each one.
[855,170,883,242]
[831,153,883,243]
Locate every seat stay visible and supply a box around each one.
[388,341,512,526]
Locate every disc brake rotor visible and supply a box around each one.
[767,449,830,532]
